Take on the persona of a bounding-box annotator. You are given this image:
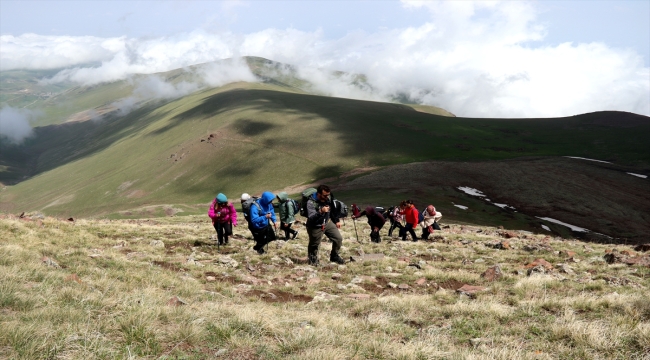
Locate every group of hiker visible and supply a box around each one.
[207,185,442,266]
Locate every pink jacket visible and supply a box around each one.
[208,200,238,226]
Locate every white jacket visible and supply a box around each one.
[420,209,442,228]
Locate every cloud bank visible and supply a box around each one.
[1,1,648,118]
[0,107,39,144]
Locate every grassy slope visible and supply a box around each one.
[0,82,649,222]
[1,215,648,359]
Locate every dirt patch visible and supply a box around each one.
[126,190,147,199]
[439,279,466,290]
[245,289,313,303]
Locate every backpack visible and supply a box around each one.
[300,188,317,217]
[384,206,396,220]
[286,199,300,215]
[418,208,425,223]
[241,196,260,221]
[332,199,348,218]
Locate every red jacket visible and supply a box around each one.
[403,205,419,227]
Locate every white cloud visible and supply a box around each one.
[1,1,648,118]
[0,107,39,144]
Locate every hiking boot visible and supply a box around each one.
[291,230,299,240]
[330,254,346,265]
[256,247,265,255]
[308,254,319,266]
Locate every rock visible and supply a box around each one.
[560,250,577,258]
[525,258,553,270]
[527,265,546,276]
[331,273,342,280]
[150,240,165,248]
[523,243,553,252]
[307,277,321,285]
[387,282,398,289]
[386,266,393,272]
[348,294,372,300]
[215,349,228,357]
[481,265,503,282]
[309,291,339,304]
[488,241,510,250]
[457,284,486,296]
[620,250,636,257]
[415,278,427,286]
[475,258,485,263]
[41,256,60,268]
[88,254,101,259]
[217,256,239,268]
[634,244,650,252]
[398,284,410,290]
[502,231,517,239]
[168,296,187,306]
[556,263,575,275]
[206,276,217,282]
[350,253,385,262]
[567,257,581,263]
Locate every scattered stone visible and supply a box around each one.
[150,240,165,248]
[502,231,517,239]
[556,263,575,275]
[349,253,385,262]
[481,265,503,282]
[488,241,510,250]
[560,250,577,258]
[415,278,427,286]
[398,284,410,290]
[206,276,217,282]
[88,254,101,259]
[567,257,581,263]
[215,349,228,357]
[307,277,320,285]
[41,256,60,268]
[527,265,546,276]
[67,217,75,222]
[386,266,393,272]
[348,294,372,300]
[309,291,339,304]
[525,258,553,270]
[167,296,187,306]
[470,338,491,347]
[387,282,398,289]
[217,256,239,268]
[604,252,650,267]
[523,243,553,252]
[457,284,486,296]
[475,258,485,263]
[331,273,342,280]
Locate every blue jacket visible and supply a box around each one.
[250,191,277,230]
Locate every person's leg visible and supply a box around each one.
[224,223,232,244]
[324,221,344,263]
[399,225,407,240]
[281,222,291,240]
[288,222,298,239]
[407,224,418,242]
[306,226,323,265]
[421,226,430,240]
[388,219,395,236]
[216,223,225,245]
[212,222,220,244]
[433,222,441,231]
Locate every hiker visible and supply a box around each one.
[399,200,420,241]
[249,191,278,254]
[420,205,442,240]
[352,206,386,243]
[240,193,252,226]
[208,193,237,245]
[386,205,405,237]
[276,192,299,240]
[305,185,346,265]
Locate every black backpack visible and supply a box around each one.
[300,188,317,217]
[332,199,349,218]
[241,197,260,222]
[418,208,425,223]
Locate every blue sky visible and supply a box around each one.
[0,0,649,118]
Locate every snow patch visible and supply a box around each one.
[627,172,647,179]
[565,156,611,164]
[536,217,588,233]
[541,225,551,231]
[453,204,468,210]
[493,203,515,210]
[457,186,485,197]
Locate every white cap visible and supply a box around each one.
[241,193,250,201]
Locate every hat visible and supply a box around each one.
[426,205,436,215]
[216,193,227,203]
[241,193,250,201]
